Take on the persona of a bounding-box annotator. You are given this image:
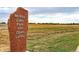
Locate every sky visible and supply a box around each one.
[0,7,79,23]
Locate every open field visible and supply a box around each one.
[28,24,79,52]
[0,24,79,52]
[0,24,10,51]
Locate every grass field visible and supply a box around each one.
[0,24,79,52]
[0,24,10,51]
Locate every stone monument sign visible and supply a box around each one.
[8,7,28,52]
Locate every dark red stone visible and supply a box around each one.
[8,7,28,52]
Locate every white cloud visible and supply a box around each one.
[0,7,79,23]
[29,13,79,23]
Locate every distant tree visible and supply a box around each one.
[0,22,6,24]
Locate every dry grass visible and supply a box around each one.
[0,24,10,52]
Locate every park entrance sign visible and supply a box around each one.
[8,7,28,52]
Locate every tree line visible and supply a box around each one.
[0,22,6,24]
[29,23,79,25]
[0,22,79,25]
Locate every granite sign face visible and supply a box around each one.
[8,7,28,52]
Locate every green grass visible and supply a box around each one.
[48,32,79,52]
[27,24,79,52]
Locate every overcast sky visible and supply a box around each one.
[0,7,79,23]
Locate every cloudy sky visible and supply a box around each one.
[0,7,79,23]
